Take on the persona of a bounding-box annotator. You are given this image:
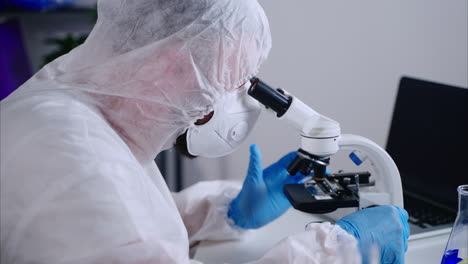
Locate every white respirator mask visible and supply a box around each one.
[186,82,261,158]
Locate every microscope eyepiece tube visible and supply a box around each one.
[248,78,292,117]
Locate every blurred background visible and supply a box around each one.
[1,0,467,191]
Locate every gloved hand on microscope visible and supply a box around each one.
[229,144,410,264]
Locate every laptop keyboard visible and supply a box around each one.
[404,195,456,228]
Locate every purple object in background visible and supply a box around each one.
[0,0,75,11]
[0,19,32,101]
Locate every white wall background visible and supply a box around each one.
[182,0,468,187]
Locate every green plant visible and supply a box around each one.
[42,7,97,66]
[42,33,88,65]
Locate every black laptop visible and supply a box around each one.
[386,77,468,234]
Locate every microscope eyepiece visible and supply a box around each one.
[248,78,292,117]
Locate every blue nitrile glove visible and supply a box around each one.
[228,144,307,229]
[336,205,410,264]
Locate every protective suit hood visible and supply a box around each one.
[17,0,271,162]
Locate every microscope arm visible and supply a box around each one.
[339,134,404,207]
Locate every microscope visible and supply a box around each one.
[248,78,404,215]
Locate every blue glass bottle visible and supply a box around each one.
[441,185,468,264]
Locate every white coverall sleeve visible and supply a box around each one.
[172,181,245,245]
[171,180,361,264]
[249,223,361,264]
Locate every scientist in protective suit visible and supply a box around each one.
[0,0,409,263]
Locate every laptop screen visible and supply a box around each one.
[386,77,468,209]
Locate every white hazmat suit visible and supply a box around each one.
[0,0,361,263]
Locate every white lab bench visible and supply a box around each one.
[195,209,451,263]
